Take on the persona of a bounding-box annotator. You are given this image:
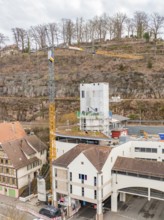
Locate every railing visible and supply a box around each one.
[128,120,164,125]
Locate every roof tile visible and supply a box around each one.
[0,121,26,143]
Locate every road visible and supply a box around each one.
[0,203,34,220]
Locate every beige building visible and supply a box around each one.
[0,121,47,198]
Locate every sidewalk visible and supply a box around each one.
[0,194,64,220]
[0,194,45,217]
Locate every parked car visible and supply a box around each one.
[39,206,61,218]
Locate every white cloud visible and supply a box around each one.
[0,0,163,41]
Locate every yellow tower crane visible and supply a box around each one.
[45,30,56,198]
[45,28,84,202]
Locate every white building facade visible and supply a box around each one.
[79,83,109,135]
[52,140,164,219]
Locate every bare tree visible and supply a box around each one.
[112,12,127,39]
[150,12,164,40]
[125,18,135,37]
[12,28,28,51]
[82,22,90,43]
[89,15,107,42]
[75,17,84,44]
[30,24,47,49]
[106,16,115,40]
[47,22,60,46]
[60,19,75,45]
[0,33,8,48]
[134,11,148,38]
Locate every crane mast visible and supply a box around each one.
[47,40,56,196]
[45,29,83,202]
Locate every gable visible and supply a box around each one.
[68,153,98,174]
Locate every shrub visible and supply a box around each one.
[119,63,125,71]
[128,114,139,120]
[147,59,153,68]
[59,112,78,124]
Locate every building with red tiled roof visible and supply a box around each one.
[0,121,48,198]
[0,121,26,143]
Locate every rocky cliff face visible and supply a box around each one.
[0,50,164,121]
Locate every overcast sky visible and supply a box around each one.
[0,0,164,41]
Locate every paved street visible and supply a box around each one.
[71,196,164,220]
[0,194,164,220]
[0,203,34,220]
[0,194,46,220]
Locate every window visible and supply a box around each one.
[70,172,72,181]
[82,187,84,196]
[6,168,9,174]
[12,178,16,185]
[79,174,87,181]
[82,91,85,98]
[1,159,3,164]
[162,149,164,154]
[27,164,32,170]
[94,190,97,199]
[81,162,84,165]
[10,169,14,176]
[41,150,44,155]
[9,178,12,185]
[7,177,9,183]
[70,185,72,193]
[55,169,57,177]
[55,180,58,189]
[5,160,8,164]
[135,147,157,153]
[152,148,157,153]
[94,177,97,186]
